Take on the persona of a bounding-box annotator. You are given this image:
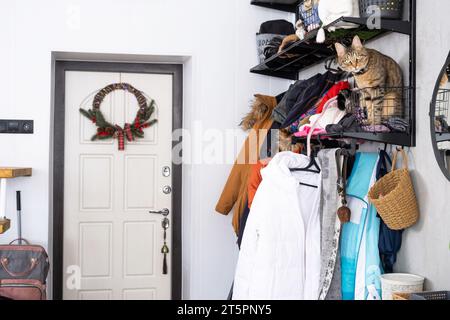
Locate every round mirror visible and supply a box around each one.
[431,52,450,180]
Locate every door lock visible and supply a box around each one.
[162,166,171,177]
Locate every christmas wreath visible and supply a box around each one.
[79,83,157,150]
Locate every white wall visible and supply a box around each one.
[1,0,449,300]
[394,0,450,290]
[0,0,292,299]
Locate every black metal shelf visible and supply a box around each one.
[250,0,299,13]
[249,0,416,147]
[251,16,411,80]
[293,132,412,146]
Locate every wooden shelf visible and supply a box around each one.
[0,167,32,179]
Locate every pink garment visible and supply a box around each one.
[295,97,346,137]
[294,126,326,138]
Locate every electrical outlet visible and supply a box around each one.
[0,120,34,134]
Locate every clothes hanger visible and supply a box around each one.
[290,145,321,173]
[288,121,321,188]
[290,120,321,174]
[289,147,320,187]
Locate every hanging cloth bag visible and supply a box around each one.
[368,149,419,230]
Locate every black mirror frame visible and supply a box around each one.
[430,51,450,182]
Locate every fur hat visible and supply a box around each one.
[279,128,303,153]
[240,94,277,131]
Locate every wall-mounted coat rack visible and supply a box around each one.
[250,0,417,147]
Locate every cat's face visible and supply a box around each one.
[335,36,370,74]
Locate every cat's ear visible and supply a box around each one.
[335,42,347,57]
[352,35,364,49]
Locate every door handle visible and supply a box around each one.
[149,208,170,216]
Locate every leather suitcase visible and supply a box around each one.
[0,239,49,300]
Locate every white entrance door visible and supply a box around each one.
[63,70,173,300]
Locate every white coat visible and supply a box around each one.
[232,152,322,300]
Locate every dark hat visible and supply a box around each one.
[259,19,295,35]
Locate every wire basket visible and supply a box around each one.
[359,0,404,20]
[410,291,450,300]
[435,89,450,133]
[345,87,410,133]
[298,0,321,32]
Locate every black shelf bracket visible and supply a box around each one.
[250,0,299,13]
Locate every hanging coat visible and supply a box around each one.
[317,148,342,300]
[233,152,322,300]
[377,150,403,274]
[278,71,339,128]
[340,152,383,300]
[215,95,277,235]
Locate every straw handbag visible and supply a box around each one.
[368,149,419,230]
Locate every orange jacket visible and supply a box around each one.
[247,159,271,209]
[215,95,277,234]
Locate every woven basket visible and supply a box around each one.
[368,149,419,230]
[359,0,404,20]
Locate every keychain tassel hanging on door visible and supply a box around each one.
[162,244,169,275]
[161,217,170,275]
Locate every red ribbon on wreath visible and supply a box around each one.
[124,123,134,142]
[115,125,125,151]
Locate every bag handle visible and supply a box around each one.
[8,238,30,245]
[0,257,38,278]
[391,148,409,171]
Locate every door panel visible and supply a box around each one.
[123,222,155,277]
[79,222,112,278]
[124,155,157,210]
[63,70,173,300]
[80,155,114,211]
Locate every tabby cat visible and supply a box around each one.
[335,35,403,125]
